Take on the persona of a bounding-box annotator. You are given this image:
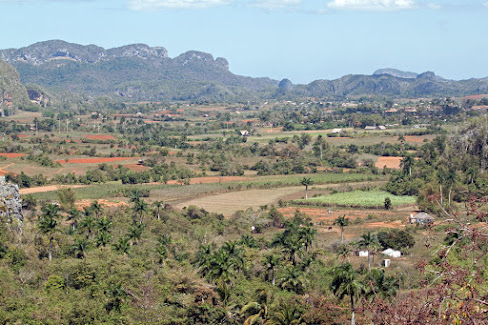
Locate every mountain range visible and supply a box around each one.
[1,40,488,102]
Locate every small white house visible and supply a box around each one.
[382,259,391,267]
[382,248,401,258]
[358,250,370,257]
[332,128,343,134]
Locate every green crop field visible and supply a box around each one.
[293,190,416,208]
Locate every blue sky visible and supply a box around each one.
[1,0,487,84]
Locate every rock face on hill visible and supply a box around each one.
[0,60,30,115]
[2,40,488,100]
[0,40,277,101]
[0,176,23,224]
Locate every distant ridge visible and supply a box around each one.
[1,40,488,100]
[373,68,418,79]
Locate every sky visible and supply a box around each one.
[1,0,487,84]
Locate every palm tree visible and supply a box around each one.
[96,216,112,233]
[330,263,366,325]
[300,177,313,200]
[279,266,307,294]
[127,223,145,245]
[262,254,281,285]
[113,236,131,255]
[299,225,317,251]
[336,243,351,262]
[241,288,270,325]
[71,237,91,259]
[156,234,173,264]
[66,207,81,230]
[37,203,61,261]
[132,198,149,224]
[267,301,304,325]
[152,200,165,220]
[89,200,104,218]
[79,215,96,239]
[357,232,378,272]
[95,231,112,248]
[333,215,349,244]
[400,154,415,177]
[364,268,399,302]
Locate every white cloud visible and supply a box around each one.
[128,0,230,10]
[426,3,441,10]
[484,2,488,8]
[252,0,302,9]
[327,0,414,11]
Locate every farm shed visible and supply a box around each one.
[409,212,434,225]
[382,248,401,258]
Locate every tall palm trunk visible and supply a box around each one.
[341,227,344,244]
[48,237,53,261]
[350,295,355,325]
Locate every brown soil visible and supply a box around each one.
[0,153,26,158]
[375,156,402,169]
[83,134,116,140]
[75,199,129,209]
[19,185,86,195]
[404,136,425,143]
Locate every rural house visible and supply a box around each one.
[409,212,434,225]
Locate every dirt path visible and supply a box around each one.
[20,184,86,195]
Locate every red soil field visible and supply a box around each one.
[375,156,402,169]
[0,153,26,158]
[57,157,138,164]
[83,134,116,140]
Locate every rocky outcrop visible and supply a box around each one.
[0,176,23,224]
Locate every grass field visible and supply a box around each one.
[294,190,416,208]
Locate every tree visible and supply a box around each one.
[333,215,349,244]
[384,197,392,210]
[56,188,76,211]
[330,263,366,325]
[400,154,415,177]
[37,203,61,261]
[357,232,378,272]
[152,200,165,220]
[262,254,281,285]
[300,177,313,200]
[113,236,131,255]
[71,237,90,259]
[95,231,112,248]
[79,216,96,239]
[89,200,104,218]
[132,198,149,224]
[336,244,351,262]
[96,216,112,233]
[364,268,399,302]
[299,225,317,252]
[241,288,270,325]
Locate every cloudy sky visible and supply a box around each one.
[1,0,487,83]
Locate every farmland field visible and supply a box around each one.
[294,190,416,208]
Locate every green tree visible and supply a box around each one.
[152,200,165,220]
[56,187,77,211]
[357,232,378,272]
[384,197,392,210]
[333,215,349,244]
[71,237,91,259]
[262,254,281,285]
[300,177,313,200]
[37,203,61,261]
[330,263,366,325]
[364,268,399,302]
